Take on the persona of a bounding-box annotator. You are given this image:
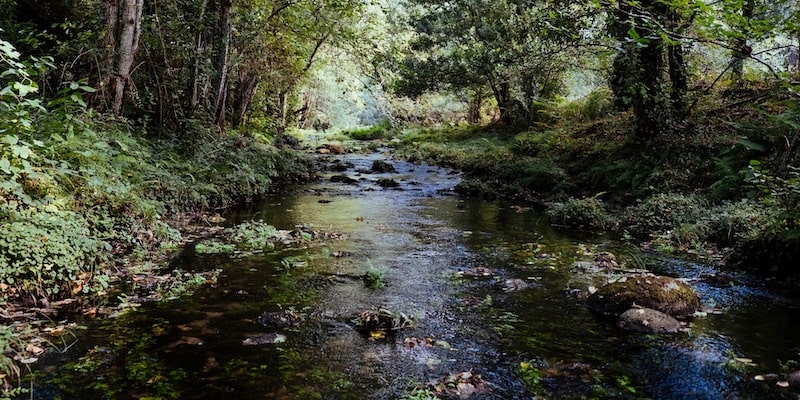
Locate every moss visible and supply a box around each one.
[586,275,700,318]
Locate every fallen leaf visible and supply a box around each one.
[369,330,386,340]
[26,344,44,355]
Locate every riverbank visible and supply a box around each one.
[342,88,799,278]
[0,112,316,394]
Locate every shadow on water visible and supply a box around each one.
[33,149,800,399]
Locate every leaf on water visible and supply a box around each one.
[425,357,442,369]
[369,330,386,340]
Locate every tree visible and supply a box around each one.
[111,0,144,115]
[608,0,686,137]
[397,0,594,130]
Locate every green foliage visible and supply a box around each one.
[398,0,592,128]
[342,119,395,140]
[362,261,385,289]
[558,88,614,123]
[0,209,110,300]
[194,240,236,255]
[547,195,612,231]
[517,361,542,389]
[230,220,279,251]
[400,388,438,400]
[706,200,775,245]
[623,193,710,236]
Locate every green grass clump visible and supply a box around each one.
[342,120,395,140]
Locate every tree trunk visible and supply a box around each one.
[466,89,483,124]
[489,79,524,128]
[188,0,209,117]
[211,0,232,128]
[634,36,670,137]
[668,41,688,116]
[730,0,753,82]
[232,71,259,127]
[95,0,119,110]
[112,0,144,115]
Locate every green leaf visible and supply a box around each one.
[737,138,765,152]
[2,135,19,145]
[12,82,38,97]
[0,158,11,173]
[12,145,32,159]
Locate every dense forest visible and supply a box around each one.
[1,0,800,395]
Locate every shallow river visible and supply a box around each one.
[35,148,800,399]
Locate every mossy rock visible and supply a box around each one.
[586,274,700,318]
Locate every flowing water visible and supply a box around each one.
[34,148,800,399]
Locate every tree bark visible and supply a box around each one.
[467,89,483,124]
[730,0,754,82]
[95,0,119,110]
[668,42,688,116]
[211,0,232,128]
[188,0,209,117]
[112,0,144,115]
[232,71,259,127]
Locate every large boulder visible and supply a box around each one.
[587,274,700,319]
[617,307,682,333]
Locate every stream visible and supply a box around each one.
[34,147,800,399]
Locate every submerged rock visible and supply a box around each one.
[495,278,533,291]
[330,174,359,184]
[371,159,396,173]
[257,310,301,328]
[242,333,287,345]
[376,178,400,188]
[617,307,682,333]
[355,308,415,332]
[587,274,700,318]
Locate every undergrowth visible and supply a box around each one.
[390,84,800,271]
[0,38,313,390]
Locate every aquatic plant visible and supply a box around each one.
[518,361,542,388]
[230,220,279,251]
[194,240,235,255]
[362,260,386,289]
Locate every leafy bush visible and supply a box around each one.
[0,209,110,301]
[547,196,612,230]
[706,200,775,246]
[622,193,710,235]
